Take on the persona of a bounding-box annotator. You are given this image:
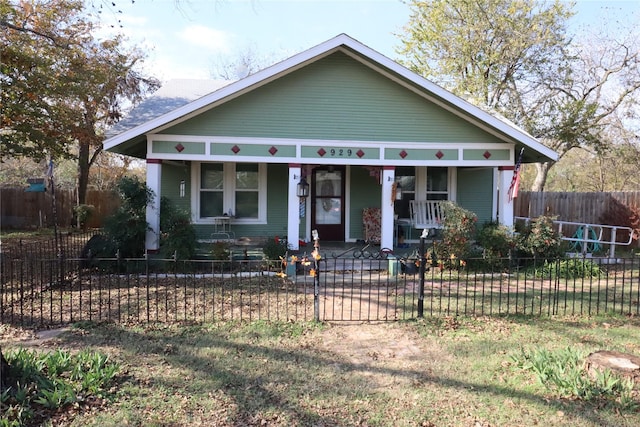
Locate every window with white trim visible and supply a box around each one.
[426,167,449,200]
[195,162,266,223]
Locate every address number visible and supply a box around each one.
[329,148,353,156]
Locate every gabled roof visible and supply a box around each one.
[106,79,232,137]
[103,33,558,163]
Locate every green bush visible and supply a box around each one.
[160,197,196,260]
[528,258,603,279]
[100,176,154,258]
[517,215,564,259]
[475,221,517,270]
[262,237,289,261]
[73,204,94,229]
[211,242,231,261]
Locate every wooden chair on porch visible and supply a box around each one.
[409,200,444,234]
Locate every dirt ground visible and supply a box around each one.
[318,322,446,391]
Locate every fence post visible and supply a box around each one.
[417,229,427,318]
[312,230,320,322]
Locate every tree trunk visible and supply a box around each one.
[585,350,640,384]
[531,162,551,192]
[77,140,90,205]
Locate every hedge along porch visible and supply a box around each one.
[103,34,557,252]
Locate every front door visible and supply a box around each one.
[311,166,345,241]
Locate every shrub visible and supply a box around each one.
[517,215,564,259]
[100,176,154,258]
[433,201,477,269]
[475,221,516,270]
[262,237,289,261]
[72,204,94,229]
[211,242,231,261]
[160,197,196,260]
[528,258,603,279]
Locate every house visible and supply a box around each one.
[103,34,557,253]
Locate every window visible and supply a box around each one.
[394,166,415,219]
[235,163,259,218]
[426,167,449,200]
[394,167,451,219]
[195,162,266,223]
[200,163,224,217]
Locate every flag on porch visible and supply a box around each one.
[508,148,524,202]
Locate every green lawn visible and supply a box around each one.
[2,316,640,426]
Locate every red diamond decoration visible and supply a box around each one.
[399,150,408,159]
[317,148,326,157]
[356,149,365,158]
[268,146,278,155]
[483,150,492,159]
[435,150,444,159]
[175,143,184,153]
[231,145,240,154]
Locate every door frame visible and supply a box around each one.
[310,165,346,242]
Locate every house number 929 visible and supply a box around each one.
[329,148,353,156]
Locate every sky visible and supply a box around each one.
[95,0,640,83]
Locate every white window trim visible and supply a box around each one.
[415,166,457,201]
[191,162,267,224]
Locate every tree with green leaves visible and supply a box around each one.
[397,0,640,191]
[1,0,159,203]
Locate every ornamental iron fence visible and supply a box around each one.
[1,254,638,327]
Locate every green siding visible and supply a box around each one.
[162,52,500,143]
[463,149,510,161]
[456,168,494,224]
[348,166,381,240]
[211,143,296,158]
[385,148,458,161]
[153,141,205,155]
[160,162,191,213]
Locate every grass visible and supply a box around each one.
[2,316,639,426]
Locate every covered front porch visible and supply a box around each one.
[284,163,518,251]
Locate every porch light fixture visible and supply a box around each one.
[179,180,185,198]
[395,182,403,200]
[297,177,309,199]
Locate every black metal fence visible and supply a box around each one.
[2,254,639,327]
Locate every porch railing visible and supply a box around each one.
[516,217,635,258]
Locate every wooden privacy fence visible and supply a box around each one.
[0,187,119,229]
[515,191,640,248]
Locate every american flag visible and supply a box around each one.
[508,148,524,202]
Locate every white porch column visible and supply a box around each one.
[498,166,515,228]
[287,164,302,250]
[146,159,162,252]
[380,166,395,249]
